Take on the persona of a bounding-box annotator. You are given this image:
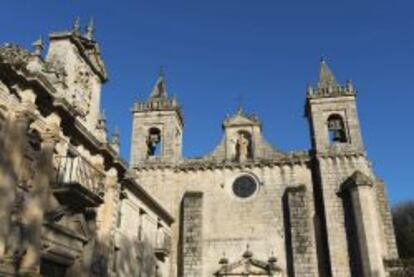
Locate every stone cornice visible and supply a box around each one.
[133,152,311,172]
[313,149,366,160]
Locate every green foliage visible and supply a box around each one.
[392,201,414,258]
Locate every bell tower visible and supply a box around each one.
[129,73,183,167]
[305,58,365,154]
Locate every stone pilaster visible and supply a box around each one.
[343,171,386,277]
[374,179,399,259]
[180,192,203,277]
[284,185,319,277]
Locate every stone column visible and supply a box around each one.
[343,171,385,277]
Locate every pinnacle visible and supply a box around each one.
[149,73,168,100]
[72,17,81,33]
[318,57,338,89]
[85,17,94,40]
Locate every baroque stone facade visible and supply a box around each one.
[0,21,173,277]
[0,21,407,277]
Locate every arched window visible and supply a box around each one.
[327,114,348,143]
[146,127,161,156]
[235,130,253,161]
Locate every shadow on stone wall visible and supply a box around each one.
[0,116,58,275]
[115,236,158,277]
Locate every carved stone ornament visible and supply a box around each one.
[72,65,92,118]
[0,44,31,68]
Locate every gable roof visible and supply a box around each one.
[222,108,261,129]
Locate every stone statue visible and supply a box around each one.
[236,132,250,161]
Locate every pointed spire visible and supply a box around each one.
[32,36,43,56]
[72,17,81,33]
[149,69,168,99]
[85,17,94,40]
[318,57,338,89]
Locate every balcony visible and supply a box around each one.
[154,229,172,260]
[53,156,105,209]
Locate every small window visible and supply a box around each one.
[146,127,161,156]
[327,114,348,144]
[233,175,258,198]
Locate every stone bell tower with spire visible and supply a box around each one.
[129,72,183,167]
[305,58,364,154]
[305,59,398,277]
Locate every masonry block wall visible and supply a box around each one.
[285,185,319,277]
[180,192,204,277]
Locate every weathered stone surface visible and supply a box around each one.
[0,24,402,277]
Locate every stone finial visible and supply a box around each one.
[346,79,354,92]
[31,36,43,56]
[110,126,121,153]
[111,126,120,145]
[85,17,94,40]
[72,17,81,33]
[172,94,178,107]
[318,57,338,89]
[268,251,277,264]
[97,110,107,130]
[219,252,229,265]
[306,83,313,96]
[242,244,253,259]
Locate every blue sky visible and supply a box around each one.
[1,1,413,204]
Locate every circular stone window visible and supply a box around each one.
[232,175,258,198]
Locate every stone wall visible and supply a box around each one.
[135,162,313,276]
[284,185,319,277]
[375,180,399,259]
[180,192,204,277]
[315,155,373,276]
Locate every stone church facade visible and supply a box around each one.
[0,21,408,277]
[130,61,401,276]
